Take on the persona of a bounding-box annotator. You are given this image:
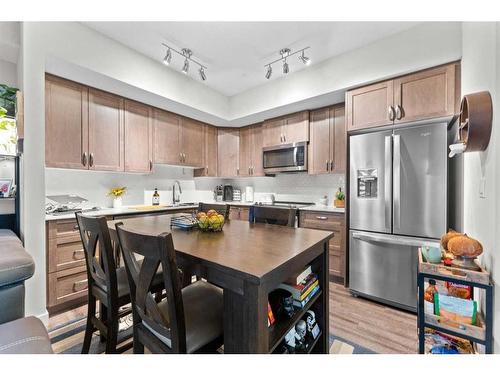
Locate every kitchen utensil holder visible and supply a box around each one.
[459,91,493,152]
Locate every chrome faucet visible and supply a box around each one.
[172,180,182,206]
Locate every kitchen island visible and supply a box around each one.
[107,215,333,353]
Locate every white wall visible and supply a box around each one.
[0,59,17,87]
[461,22,499,353]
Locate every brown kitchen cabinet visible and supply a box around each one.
[88,88,125,171]
[181,118,205,168]
[263,111,309,147]
[194,124,218,177]
[46,218,90,313]
[238,123,264,177]
[124,100,153,173]
[153,108,182,165]
[309,104,346,175]
[299,210,346,281]
[217,128,240,177]
[229,206,250,221]
[346,62,460,132]
[45,75,89,169]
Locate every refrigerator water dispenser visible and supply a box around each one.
[357,168,378,198]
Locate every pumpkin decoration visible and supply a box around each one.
[447,234,483,258]
[441,229,462,250]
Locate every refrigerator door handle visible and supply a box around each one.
[384,135,392,232]
[351,232,438,247]
[393,134,401,231]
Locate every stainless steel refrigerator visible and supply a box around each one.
[348,118,462,311]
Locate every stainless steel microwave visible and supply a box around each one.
[262,142,308,173]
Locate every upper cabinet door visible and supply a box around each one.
[217,128,239,177]
[88,89,124,171]
[45,75,89,169]
[284,111,309,144]
[262,118,284,147]
[238,126,252,177]
[181,118,204,167]
[346,81,394,132]
[124,100,152,173]
[153,109,181,165]
[309,108,331,175]
[331,106,346,173]
[194,125,218,177]
[251,124,264,176]
[393,63,459,124]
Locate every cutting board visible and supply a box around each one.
[130,205,170,211]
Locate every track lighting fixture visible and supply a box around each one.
[163,48,172,65]
[161,44,207,81]
[199,67,207,81]
[298,50,311,65]
[283,59,289,74]
[264,46,311,79]
[265,65,273,79]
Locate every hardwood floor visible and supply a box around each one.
[48,282,417,354]
[329,282,417,354]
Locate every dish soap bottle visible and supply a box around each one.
[152,188,160,206]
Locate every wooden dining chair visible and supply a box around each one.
[249,206,296,227]
[75,213,163,354]
[115,223,224,354]
[198,202,230,220]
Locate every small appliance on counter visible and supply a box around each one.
[245,186,254,202]
[45,194,101,216]
[233,189,241,201]
[214,185,223,202]
[223,185,234,201]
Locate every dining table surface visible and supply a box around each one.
[107,213,333,353]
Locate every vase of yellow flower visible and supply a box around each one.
[108,187,127,208]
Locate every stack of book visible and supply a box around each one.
[279,266,320,309]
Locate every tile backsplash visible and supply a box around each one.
[45,165,345,208]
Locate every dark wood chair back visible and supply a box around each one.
[250,206,296,227]
[75,213,118,297]
[198,203,230,220]
[115,223,187,353]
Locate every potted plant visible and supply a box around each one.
[334,188,345,208]
[108,187,127,208]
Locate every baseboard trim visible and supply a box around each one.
[37,310,50,326]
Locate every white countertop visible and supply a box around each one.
[45,201,344,221]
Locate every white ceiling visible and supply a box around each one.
[83,22,420,97]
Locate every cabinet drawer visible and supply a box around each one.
[300,211,344,231]
[53,240,86,272]
[229,206,250,221]
[47,266,88,308]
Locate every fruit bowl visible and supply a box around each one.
[196,209,225,232]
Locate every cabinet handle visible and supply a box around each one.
[73,250,85,260]
[330,160,334,171]
[395,105,403,120]
[89,153,94,167]
[283,135,286,143]
[82,152,87,166]
[149,160,153,171]
[251,166,254,175]
[206,166,209,175]
[237,168,239,175]
[179,153,182,162]
[73,279,88,292]
[326,160,329,171]
[388,106,396,121]
[316,216,328,220]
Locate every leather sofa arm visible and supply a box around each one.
[0,230,35,288]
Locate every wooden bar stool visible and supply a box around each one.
[75,213,163,354]
[115,223,224,353]
[250,206,296,227]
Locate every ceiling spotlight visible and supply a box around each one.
[283,60,289,75]
[182,58,189,74]
[299,50,311,65]
[199,67,207,81]
[163,48,172,65]
[265,65,272,79]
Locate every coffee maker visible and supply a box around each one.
[223,185,234,201]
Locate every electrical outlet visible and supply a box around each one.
[479,177,486,199]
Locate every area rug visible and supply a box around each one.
[329,335,376,354]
